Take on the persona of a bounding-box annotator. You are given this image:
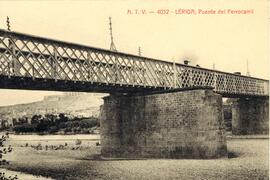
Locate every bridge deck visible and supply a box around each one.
[0,29,268,97]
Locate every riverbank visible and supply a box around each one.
[3,135,269,180]
[0,168,53,180]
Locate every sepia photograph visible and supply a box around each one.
[0,0,269,179]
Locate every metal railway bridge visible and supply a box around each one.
[0,29,268,97]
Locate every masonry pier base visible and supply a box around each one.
[232,97,269,135]
[100,88,227,159]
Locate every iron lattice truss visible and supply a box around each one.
[0,29,268,97]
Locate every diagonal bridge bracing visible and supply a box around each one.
[0,29,268,97]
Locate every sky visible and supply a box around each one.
[0,0,269,106]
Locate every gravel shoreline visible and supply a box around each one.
[4,137,269,180]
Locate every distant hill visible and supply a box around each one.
[0,93,107,124]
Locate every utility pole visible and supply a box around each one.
[246,59,250,76]
[109,17,117,51]
[6,16,11,31]
[138,46,142,56]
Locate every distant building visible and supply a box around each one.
[43,95,62,101]
[64,92,82,96]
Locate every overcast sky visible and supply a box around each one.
[0,0,269,106]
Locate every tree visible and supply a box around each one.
[31,114,42,124]
[0,132,17,180]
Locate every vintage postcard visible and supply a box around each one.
[0,0,269,179]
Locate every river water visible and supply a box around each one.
[9,134,100,141]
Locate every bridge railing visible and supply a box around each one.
[0,29,268,96]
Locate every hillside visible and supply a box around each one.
[0,93,107,123]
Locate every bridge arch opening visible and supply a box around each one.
[222,97,269,135]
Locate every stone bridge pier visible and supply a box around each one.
[100,88,227,159]
[232,97,269,135]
